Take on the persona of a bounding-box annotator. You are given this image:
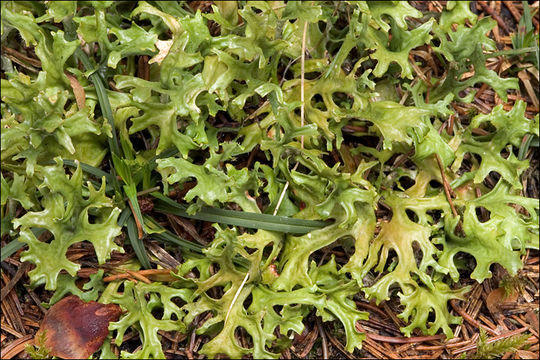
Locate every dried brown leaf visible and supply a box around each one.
[486,287,518,315]
[35,295,121,359]
[64,72,86,110]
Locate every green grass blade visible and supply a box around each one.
[126,213,152,269]
[73,48,122,157]
[1,228,45,262]
[519,134,534,160]
[118,208,132,227]
[142,215,200,252]
[61,159,114,181]
[124,184,148,234]
[151,232,203,252]
[142,216,251,268]
[1,239,24,262]
[150,192,330,234]
[522,1,533,33]
[485,47,537,58]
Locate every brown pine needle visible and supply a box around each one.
[103,269,174,283]
[435,154,458,217]
[127,200,144,239]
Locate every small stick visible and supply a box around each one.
[125,269,152,284]
[478,1,510,33]
[357,323,446,344]
[1,46,42,67]
[447,113,455,135]
[450,300,499,336]
[325,332,355,359]
[503,1,523,23]
[316,317,329,359]
[272,181,290,216]
[0,263,29,302]
[0,335,33,359]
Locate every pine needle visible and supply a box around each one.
[224,272,250,325]
[274,19,308,216]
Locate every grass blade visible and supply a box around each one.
[126,213,152,269]
[72,45,122,157]
[485,47,537,58]
[143,216,250,268]
[1,228,45,262]
[151,192,330,234]
[62,159,112,180]
[519,134,534,160]
[118,208,132,227]
[1,239,24,262]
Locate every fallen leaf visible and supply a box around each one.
[64,72,86,110]
[485,287,518,315]
[35,295,121,359]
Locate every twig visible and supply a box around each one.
[392,148,416,169]
[0,263,29,302]
[316,317,329,359]
[325,332,355,359]
[273,181,291,216]
[369,332,446,344]
[450,300,499,336]
[124,269,152,284]
[354,301,388,318]
[343,124,368,133]
[472,127,490,136]
[357,323,446,344]
[478,1,510,33]
[299,325,320,357]
[503,1,523,23]
[1,46,42,67]
[1,53,40,72]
